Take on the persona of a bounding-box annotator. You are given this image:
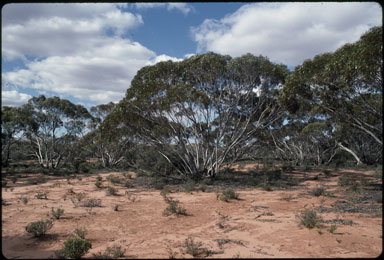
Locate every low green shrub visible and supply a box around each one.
[184,237,207,258]
[74,227,88,239]
[35,191,48,200]
[91,245,126,259]
[25,219,53,237]
[184,179,196,193]
[57,237,92,259]
[81,198,102,208]
[50,207,64,219]
[297,209,322,229]
[216,188,239,202]
[310,186,326,197]
[94,180,103,189]
[106,186,118,196]
[163,195,187,216]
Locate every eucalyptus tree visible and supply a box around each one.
[117,52,289,180]
[22,95,92,169]
[278,26,382,164]
[81,102,136,168]
[1,106,35,166]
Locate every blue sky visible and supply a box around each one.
[1,2,382,108]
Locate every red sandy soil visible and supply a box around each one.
[1,167,382,258]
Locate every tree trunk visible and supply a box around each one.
[337,142,362,165]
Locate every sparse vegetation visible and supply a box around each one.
[297,208,322,229]
[50,207,64,220]
[35,191,48,200]
[183,237,211,258]
[74,227,88,239]
[310,186,326,197]
[56,237,92,259]
[216,188,239,202]
[162,195,187,216]
[91,245,126,259]
[327,224,338,233]
[25,219,53,237]
[81,198,102,208]
[106,186,118,196]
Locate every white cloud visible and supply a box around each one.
[1,3,160,105]
[133,3,194,15]
[191,2,382,66]
[3,38,156,104]
[2,3,143,60]
[2,90,33,106]
[148,54,184,65]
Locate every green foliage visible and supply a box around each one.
[162,195,187,216]
[184,237,205,258]
[297,209,322,229]
[58,237,92,259]
[94,180,103,189]
[184,179,196,193]
[327,224,338,233]
[106,174,121,184]
[74,227,88,239]
[35,191,48,200]
[338,175,356,186]
[310,186,326,197]
[92,245,126,259]
[106,186,118,196]
[81,199,102,208]
[151,176,167,190]
[216,188,239,202]
[50,207,64,219]
[25,219,53,237]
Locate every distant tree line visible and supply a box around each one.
[2,26,382,180]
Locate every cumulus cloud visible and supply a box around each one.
[2,90,33,107]
[191,2,382,66]
[1,3,159,105]
[2,3,143,60]
[133,3,194,15]
[148,54,184,65]
[3,38,156,104]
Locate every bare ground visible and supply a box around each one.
[1,167,382,258]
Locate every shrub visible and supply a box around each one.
[216,188,239,202]
[96,176,103,181]
[184,237,206,257]
[151,177,166,190]
[310,186,326,197]
[25,219,53,237]
[163,195,187,216]
[94,181,103,189]
[74,227,88,239]
[327,224,337,233]
[79,163,90,174]
[124,180,133,188]
[106,186,118,196]
[160,186,172,197]
[21,196,29,204]
[35,191,48,200]
[50,207,64,220]
[58,237,92,259]
[297,209,322,229]
[184,179,196,193]
[81,199,102,208]
[92,245,126,259]
[338,175,355,186]
[11,176,18,184]
[106,174,121,184]
[2,180,8,188]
